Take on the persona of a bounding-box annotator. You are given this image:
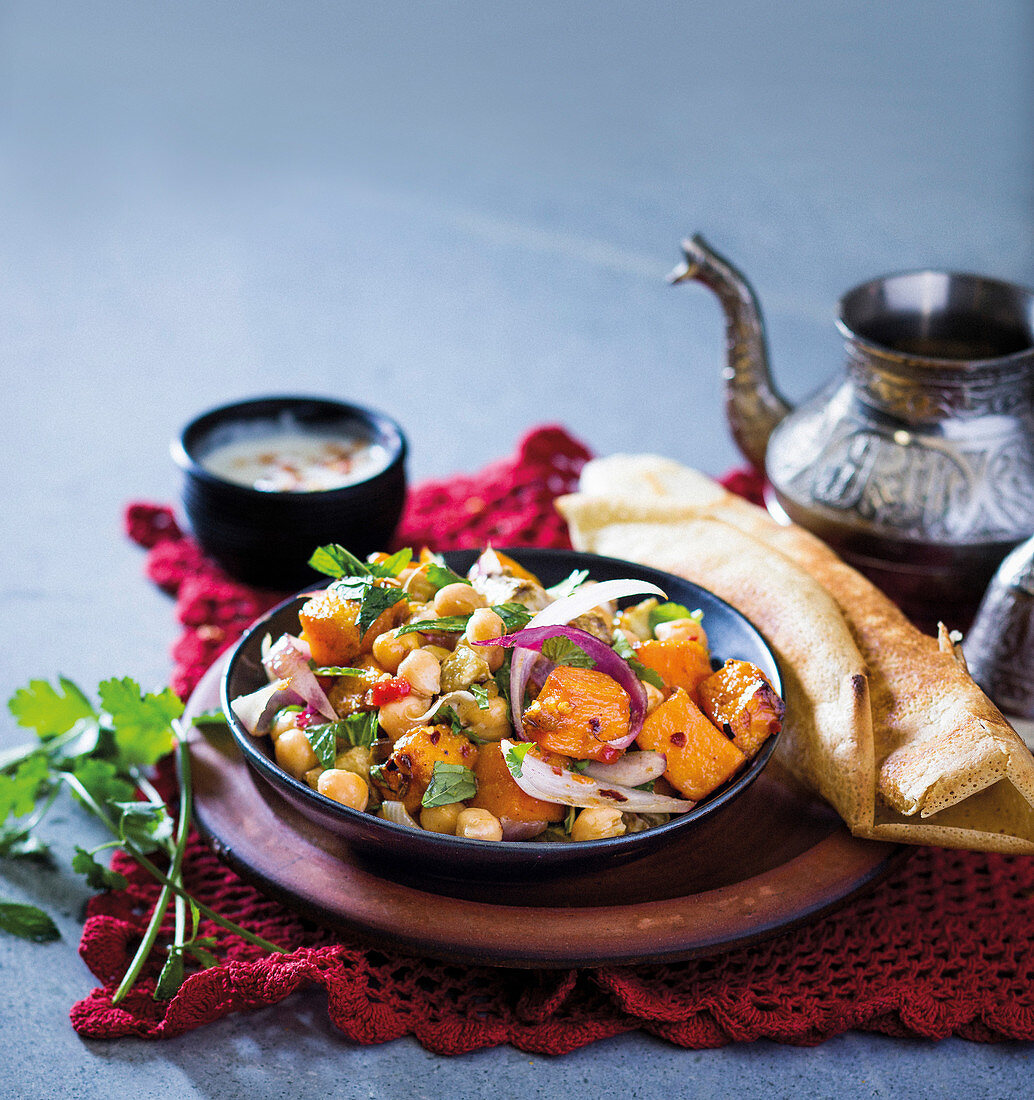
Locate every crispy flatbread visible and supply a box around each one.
[558,453,1034,853]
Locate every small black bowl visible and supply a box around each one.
[220,548,785,890]
[172,396,407,589]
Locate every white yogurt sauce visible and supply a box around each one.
[202,429,390,492]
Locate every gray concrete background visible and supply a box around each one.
[2,1,1032,1095]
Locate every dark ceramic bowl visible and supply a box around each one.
[172,396,407,589]
[220,548,784,888]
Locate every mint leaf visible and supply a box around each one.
[0,899,60,943]
[426,562,469,591]
[493,603,534,633]
[546,569,589,600]
[504,741,533,779]
[303,723,339,769]
[339,711,379,749]
[611,634,665,691]
[541,636,595,669]
[98,679,181,767]
[648,602,703,632]
[397,614,471,636]
[376,548,413,577]
[421,761,477,808]
[310,665,368,678]
[8,677,95,739]
[72,847,130,891]
[309,544,372,578]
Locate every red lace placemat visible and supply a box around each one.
[71,425,1034,1051]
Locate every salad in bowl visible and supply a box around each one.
[225,544,785,852]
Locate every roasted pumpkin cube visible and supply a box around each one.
[522,665,631,762]
[698,659,784,758]
[635,638,713,700]
[636,688,746,801]
[299,588,363,667]
[469,742,565,824]
[372,725,479,813]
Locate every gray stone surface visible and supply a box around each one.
[2,1,1032,1095]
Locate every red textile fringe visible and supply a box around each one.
[71,425,1034,1050]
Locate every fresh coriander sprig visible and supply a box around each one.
[1,676,287,1000]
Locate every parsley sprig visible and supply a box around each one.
[1,676,285,1000]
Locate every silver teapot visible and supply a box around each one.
[671,235,1034,625]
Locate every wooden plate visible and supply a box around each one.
[185,659,907,969]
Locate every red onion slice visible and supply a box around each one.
[581,750,668,787]
[500,740,694,813]
[230,680,300,735]
[262,633,337,721]
[476,623,648,752]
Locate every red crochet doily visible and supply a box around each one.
[72,425,1034,1050]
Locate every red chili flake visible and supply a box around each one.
[366,677,412,707]
[597,743,622,764]
[669,731,687,747]
[598,788,628,802]
[429,729,441,745]
[588,716,602,734]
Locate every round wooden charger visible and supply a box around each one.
[185,659,907,969]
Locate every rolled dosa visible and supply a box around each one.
[558,453,1034,853]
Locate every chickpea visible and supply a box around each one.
[317,769,370,811]
[397,648,442,697]
[463,608,505,672]
[399,564,435,602]
[462,696,511,742]
[655,617,708,648]
[269,708,302,743]
[570,807,626,842]
[372,628,421,674]
[455,807,503,841]
[377,694,432,740]
[304,766,324,790]
[644,682,666,715]
[433,582,486,617]
[274,727,318,779]
[420,802,463,835]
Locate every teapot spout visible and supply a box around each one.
[670,234,791,474]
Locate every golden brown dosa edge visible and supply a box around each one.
[557,454,1034,854]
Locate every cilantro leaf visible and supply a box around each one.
[113,801,175,853]
[0,753,51,822]
[540,636,595,669]
[71,758,136,808]
[71,847,130,891]
[546,569,590,600]
[421,761,477,808]
[0,899,60,943]
[0,827,51,862]
[155,947,185,1001]
[98,679,181,767]
[504,741,533,779]
[648,602,703,632]
[611,634,665,691]
[8,676,95,739]
[468,683,491,710]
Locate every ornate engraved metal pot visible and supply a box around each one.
[670,234,1034,625]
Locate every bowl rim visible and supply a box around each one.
[219,547,784,858]
[171,394,408,498]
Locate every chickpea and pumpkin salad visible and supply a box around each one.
[230,545,785,843]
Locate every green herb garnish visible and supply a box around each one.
[540,636,595,669]
[611,634,665,691]
[426,562,470,591]
[1,675,286,998]
[504,741,533,779]
[421,761,477,808]
[468,683,491,710]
